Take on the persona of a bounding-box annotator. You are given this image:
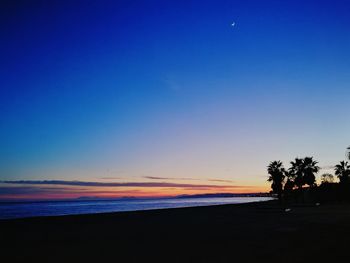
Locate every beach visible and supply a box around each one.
[2,200,350,262]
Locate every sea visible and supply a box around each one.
[0,196,273,220]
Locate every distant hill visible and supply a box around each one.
[0,192,271,203]
[175,193,271,199]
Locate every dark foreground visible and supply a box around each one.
[1,201,350,263]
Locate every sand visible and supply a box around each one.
[1,200,350,262]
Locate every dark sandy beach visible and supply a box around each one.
[1,200,350,263]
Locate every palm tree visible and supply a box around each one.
[284,170,295,192]
[289,158,304,190]
[303,157,320,187]
[283,170,295,203]
[334,161,350,184]
[267,161,285,201]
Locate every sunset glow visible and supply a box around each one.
[0,180,268,200]
[1,0,349,201]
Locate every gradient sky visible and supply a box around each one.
[1,0,349,200]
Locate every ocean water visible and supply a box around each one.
[0,197,273,220]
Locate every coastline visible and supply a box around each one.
[0,196,273,220]
[2,200,350,262]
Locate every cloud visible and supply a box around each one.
[163,75,182,92]
[143,176,199,181]
[0,186,86,195]
[0,186,159,198]
[207,179,234,183]
[0,186,44,195]
[0,180,242,189]
[143,176,234,183]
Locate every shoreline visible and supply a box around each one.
[0,196,274,221]
[2,200,350,262]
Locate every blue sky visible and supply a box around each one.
[0,0,349,198]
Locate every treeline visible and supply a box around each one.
[267,158,350,203]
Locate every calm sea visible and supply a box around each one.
[0,196,273,220]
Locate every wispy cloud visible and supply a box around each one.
[143,176,199,181]
[207,179,234,183]
[0,180,241,189]
[0,186,86,195]
[0,186,45,195]
[143,176,234,183]
[0,186,157,198]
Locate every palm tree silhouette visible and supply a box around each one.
[289,158,304,190]
[288,157,319,202]
[303,157,320,187]
[284,170,295,192]
[334,161,350,184]
[283,170,295,203]
[267,161,285,201]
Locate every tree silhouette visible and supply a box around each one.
[282,170,295,203]
[266,155,350,203]
[283,170,295,192]
[267,161,285,200]
[320,173,334,184]
[289,158,304,190]
[334,161,350,184]
[289,157,319,189]
[303,157,320,187]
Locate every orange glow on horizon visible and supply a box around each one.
[0,183,269,200]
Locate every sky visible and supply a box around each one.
[1,0,350,200]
